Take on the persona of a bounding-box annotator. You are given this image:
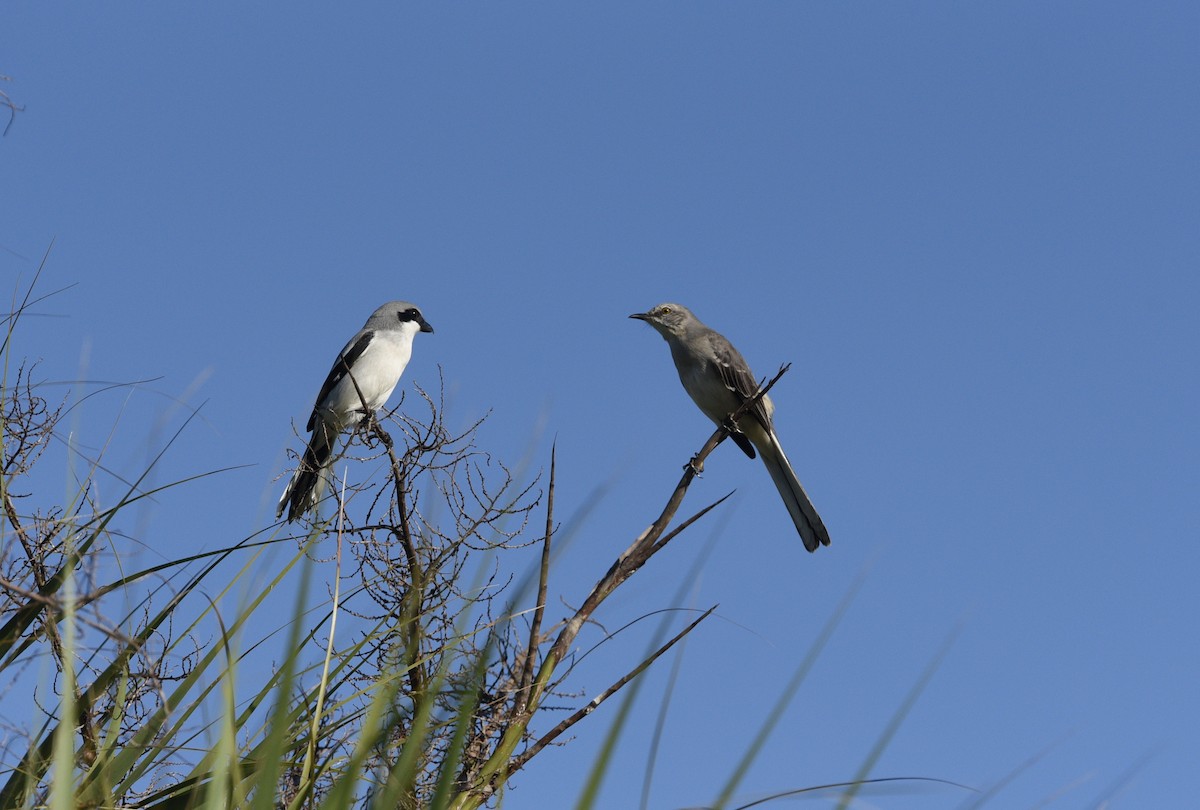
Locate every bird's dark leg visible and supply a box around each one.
[360,410,393,451]
[722,413,757,460]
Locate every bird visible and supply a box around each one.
[629,302,830,551]
[277,301,434,522]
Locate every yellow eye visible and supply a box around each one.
[660,306,672,314]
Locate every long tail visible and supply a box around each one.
[757,430,831,552]
[277,421,338,522]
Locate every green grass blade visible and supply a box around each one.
[712,567,868,809]
[834,622,962,810]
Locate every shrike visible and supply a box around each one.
[630,303,831,552]
[277,301,434,522]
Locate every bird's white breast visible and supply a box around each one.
[322,324,418,428]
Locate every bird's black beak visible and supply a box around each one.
[420,318,434,334]
[629,312,650,322]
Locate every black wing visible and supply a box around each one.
[709,333,774,458]
[305,330,375,432]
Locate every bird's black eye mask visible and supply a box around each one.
[397,308,420,322]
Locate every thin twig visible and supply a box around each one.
[507,605,717,775]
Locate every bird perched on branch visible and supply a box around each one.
[277,301,434,522]
[630,302,830,551]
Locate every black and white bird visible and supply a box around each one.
[630,302,831,552]
[277,301,434,522]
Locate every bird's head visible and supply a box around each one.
[628,302,694,339]
[372,301,434,334]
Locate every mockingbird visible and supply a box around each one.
[630,303,831,551]
[277,301,434,522]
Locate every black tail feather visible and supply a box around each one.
[279,421,337,522]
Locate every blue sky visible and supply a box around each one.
[3,2,1198,807]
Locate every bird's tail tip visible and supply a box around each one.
[801,532,832,553]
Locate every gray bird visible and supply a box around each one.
[278,301,434,522]
[630,303,831,551]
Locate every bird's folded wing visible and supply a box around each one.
[709,334,774,432]
[305,330,376,431]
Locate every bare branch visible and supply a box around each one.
[509,605,717,775]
